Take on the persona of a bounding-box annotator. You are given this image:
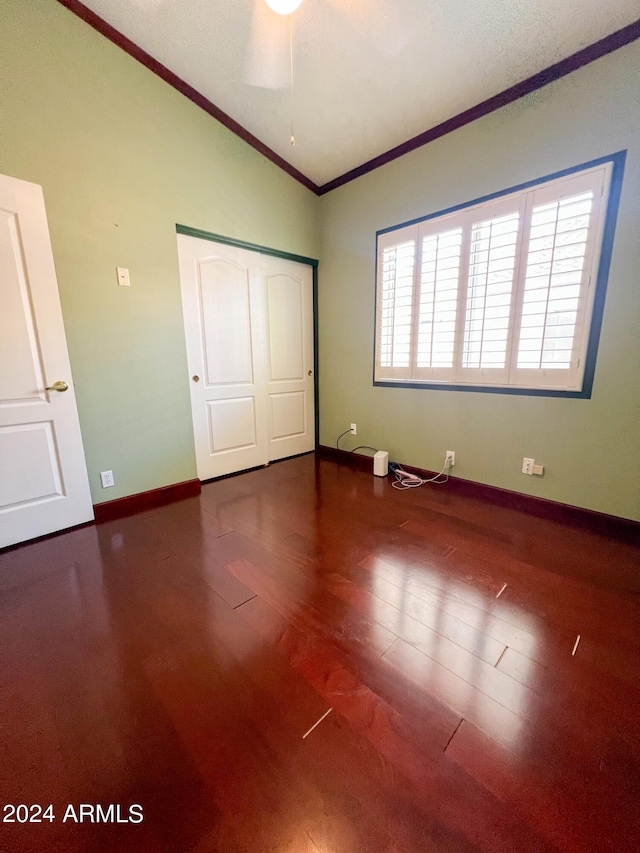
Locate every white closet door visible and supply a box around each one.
[264,256,315,461]
[178,234,315,481]
[178,236,268,480]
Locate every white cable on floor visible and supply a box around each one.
[391,461,449,490]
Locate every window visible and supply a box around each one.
[374,156,623,395]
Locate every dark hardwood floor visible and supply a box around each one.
[1,453,639,852]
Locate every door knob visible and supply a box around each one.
[46,380,69,392]
[307,370,312,376]
[192,375,200,382]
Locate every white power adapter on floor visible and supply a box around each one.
[373,450,389,477]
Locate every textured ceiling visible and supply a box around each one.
[75,0,639,188]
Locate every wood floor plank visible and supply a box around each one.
[225,552,399,659]
[360,553,544,661]
[235,596,557,853]
[327,565,507,665]
[235,591,459,755]
[382,637,530,751]
[2,454,639,852]
[496,646,640,750]
[445,720,638,853]
[146,578,480,852]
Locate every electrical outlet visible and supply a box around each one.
[445,450,455,468]
[100,470,115,488]
[522,457,534,475]
[350,423,357,435]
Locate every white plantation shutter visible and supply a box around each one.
[375,161,613,391]
[380,241,415,367]
[376,226,417,380]
[455,192,527,385]
[511,167,609,389]
[517,193,592,370]
[462,212,519,369]
[413,226,462,381]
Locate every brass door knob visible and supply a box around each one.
[46,380,69,392]
[307,370,312,376]
[192,375,200,382]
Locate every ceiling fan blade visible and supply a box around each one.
[324,0,414,56]
[245,0,291,89]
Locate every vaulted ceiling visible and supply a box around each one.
[69,1,640,191]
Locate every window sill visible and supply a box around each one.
[373,378,591,398]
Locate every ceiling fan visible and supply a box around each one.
[128,0,414,146]
[245,0,412,90]
[129,0,412,90]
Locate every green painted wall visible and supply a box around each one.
[0,0,319,504]
[318,41,640,520]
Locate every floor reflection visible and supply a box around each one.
[367,553,537,750]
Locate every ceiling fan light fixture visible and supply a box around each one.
[264,0,303,15]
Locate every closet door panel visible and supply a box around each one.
[267,274,304,380]
[200,258,254,386]
[178,236,267,479]
[207,397,258,453]
[270,391,305,440]
[264,258,315,461]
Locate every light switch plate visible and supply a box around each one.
[116,267,130,287]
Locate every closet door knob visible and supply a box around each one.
[46,380,69,392]
[192,375,200,382]
[307,370,312,376]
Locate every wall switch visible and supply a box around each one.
[100,470,115,488]
[116,267,130,287]
[445,450,455,468]
[350,423,357,435]
[522,457,534,475]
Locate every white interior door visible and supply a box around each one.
[178,236,269,479]
[178,234,315,481]
[0,174,93,548]
[264,256,315,461]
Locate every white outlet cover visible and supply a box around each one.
[100,470,115,488]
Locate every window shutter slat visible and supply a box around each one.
[379,239,416,369]
[416,228,462,369]
[462,212,519,369]
[517,191,593,370]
